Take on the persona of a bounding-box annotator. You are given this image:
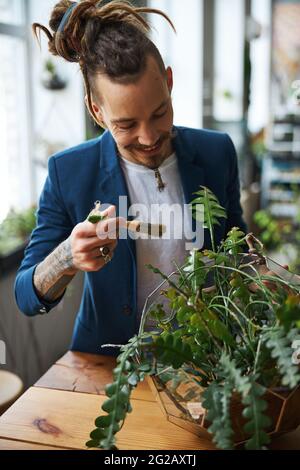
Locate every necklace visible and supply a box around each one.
[154,168,166,192]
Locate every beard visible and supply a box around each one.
[122,129,177,169]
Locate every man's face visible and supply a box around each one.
[90,55,174,169]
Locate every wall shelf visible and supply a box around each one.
[261,114,300,219]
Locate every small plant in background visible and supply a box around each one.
[87,187,300,451]
[42,58,67,91]
[254,186,300,272]
[0,206,36,256]
[253,210,291,249]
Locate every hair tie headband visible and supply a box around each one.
[58,2,77,33]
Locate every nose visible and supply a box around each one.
[137,125,160,147]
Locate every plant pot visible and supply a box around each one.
[147,371,300,446]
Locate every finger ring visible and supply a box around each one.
[100,246,112,264]
[100,246,110,256]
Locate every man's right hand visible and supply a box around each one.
[68,205,126,274]
[33,206,126,303]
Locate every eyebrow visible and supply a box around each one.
[110,99,169,124]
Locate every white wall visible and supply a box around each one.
[149,0,203,129]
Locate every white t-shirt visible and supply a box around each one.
[120,153,191,318]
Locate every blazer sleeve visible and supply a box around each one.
[225,134,247,235]
[14,156,74,316]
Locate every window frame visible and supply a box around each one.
[0,0,35,219]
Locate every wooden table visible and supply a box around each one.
[0,351,299,450]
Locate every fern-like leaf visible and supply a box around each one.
[218,354,251,396]
[263,326,300,389]
[190,186,227,251]
[202,382,234,449]
[217,355,271,449]
[86,334,154,450]
[154,333,193,369]
[222,227,246,256]
[242,380,271,450]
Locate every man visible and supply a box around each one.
[15,1,246,354]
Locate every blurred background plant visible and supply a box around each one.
[0,206,36,256]
[254,185,300,273]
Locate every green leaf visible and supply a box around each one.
[128,372,139,386]
[88,333,154,450]
[202,382,234,450]
[88,215,105,224]
[209,319,235,347]
[85,439,100,448]
[276,295,300,330]
[102,397,117,413]
[90,428,108,440]
[184,249,207,292]
[191,186,227,251]
[95,415,113,427]
[263,326,300,389]
[154,334,193,369]
[242,381,271,450]
[218,354,251,397]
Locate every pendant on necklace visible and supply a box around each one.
[154,168,166,192]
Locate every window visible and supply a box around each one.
[0,0,33,223]
[0,0,24,25]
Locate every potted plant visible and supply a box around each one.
[0,206,36,254]
[86,187,300,450]
[0,206,37,274]
[42,58,67,91]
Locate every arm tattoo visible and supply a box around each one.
[34,238,78,302]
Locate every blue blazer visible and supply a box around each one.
[14,126,246,355]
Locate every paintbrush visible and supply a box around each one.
[87,202,166,237]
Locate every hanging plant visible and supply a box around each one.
[42,59,67,91]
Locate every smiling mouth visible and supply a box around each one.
[134,141,163,154]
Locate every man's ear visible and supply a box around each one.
[166,66,173,94]
[84,95,106,128]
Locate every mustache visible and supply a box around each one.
[125,129,177,151]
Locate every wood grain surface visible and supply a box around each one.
[0,387,215,450]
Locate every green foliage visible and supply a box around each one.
[275,295,300,330]
[263,326,300,389]
[202,381,234,450]
[154,333,193,369]
[0,206,36,256]
[221,227,247,257]
[87,202,107,224]
[191,186,227,251]
[88,186,300,451]
[253,210,286,249]
[242,380,271,450]
[45,59,56,75]
[254,187,300,273]
[87,334,154,450]
[203,355,271,450]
